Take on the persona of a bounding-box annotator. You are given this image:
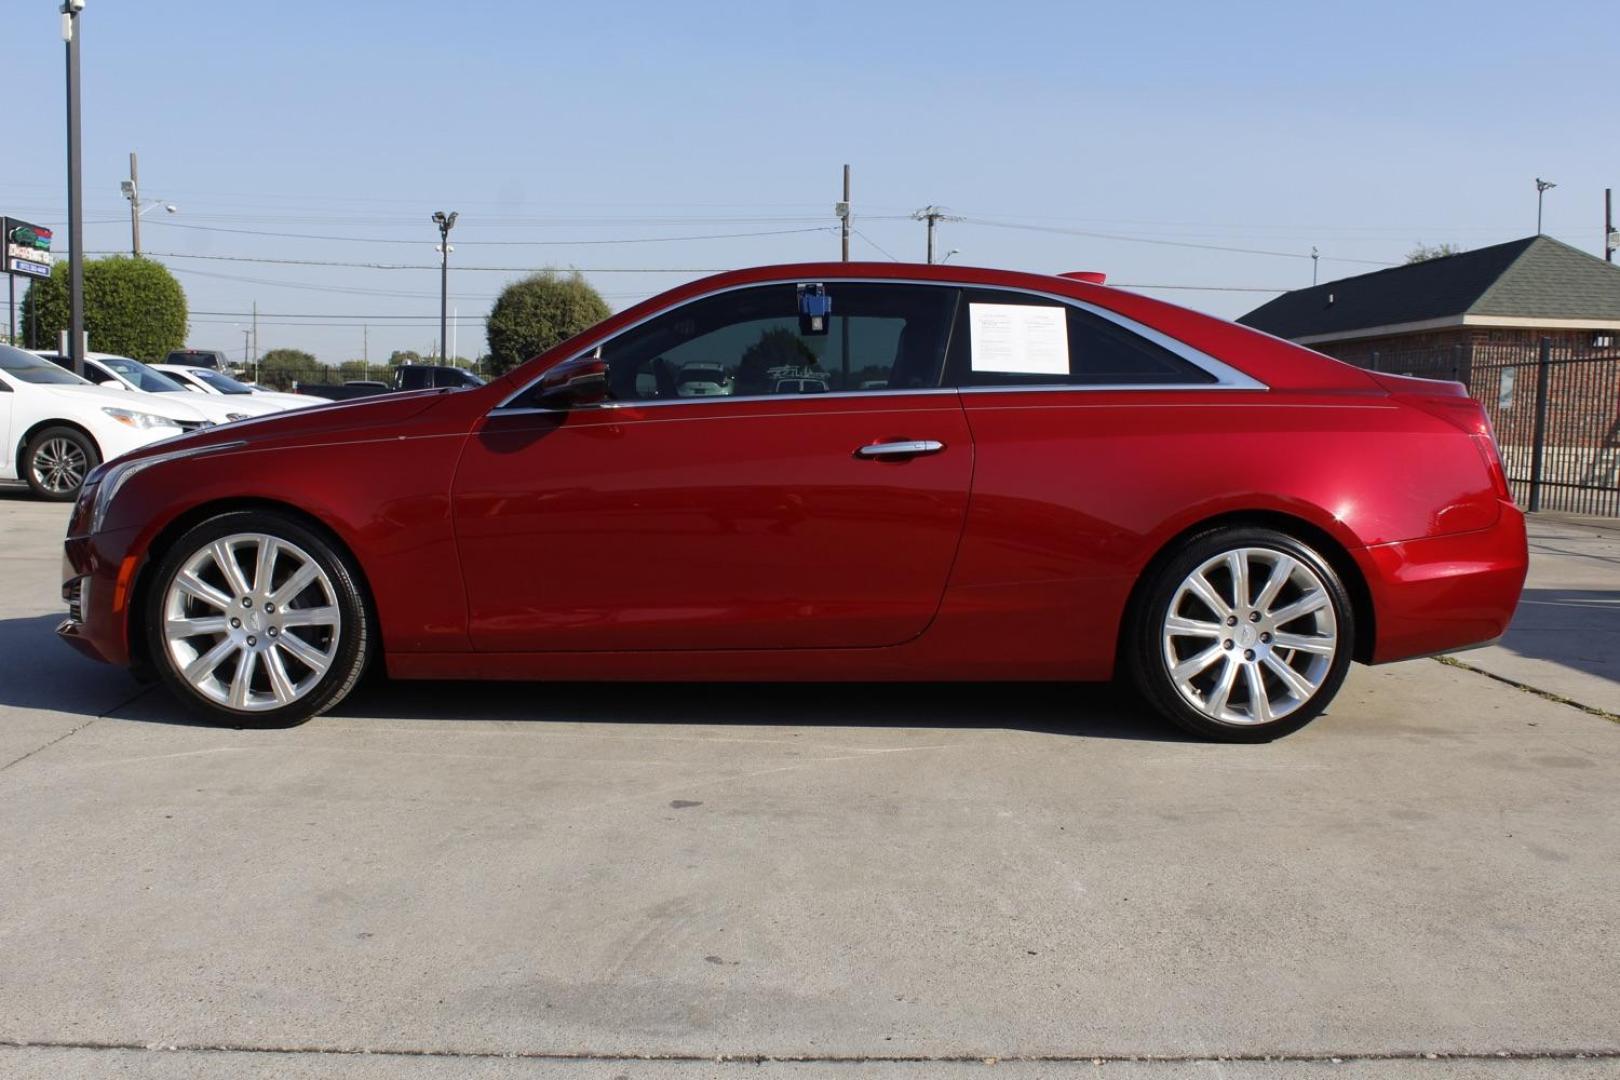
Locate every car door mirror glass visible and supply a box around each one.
[531,355,608,409]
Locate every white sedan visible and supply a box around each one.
[37,352,284,424]
[0,344,201,500]
[151,364,318,410]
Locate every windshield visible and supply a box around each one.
[191,369,254,394]
[99,356,190,393]
[0,345,89,386]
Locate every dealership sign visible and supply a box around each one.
[2,216,54,278]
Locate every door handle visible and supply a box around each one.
[854,439,945,460]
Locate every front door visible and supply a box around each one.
[452,282,971,653]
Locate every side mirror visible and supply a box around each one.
[99,380,126,390]
[531,354,608,408]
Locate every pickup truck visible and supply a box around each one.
[293,364,485,401]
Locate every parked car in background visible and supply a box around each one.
[152,364,319,411]
[163,349,230,371]
[57,263,1527,741]
[672,363,733,397]
[292,364,485,401]
[0,344,196,500]
[40,353,282,424]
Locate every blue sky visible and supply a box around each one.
[2,0,1615,363]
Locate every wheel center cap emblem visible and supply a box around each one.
[1237,623,1258,648]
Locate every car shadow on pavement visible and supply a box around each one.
[0,610,1190,742]
[1497,586,1620,686]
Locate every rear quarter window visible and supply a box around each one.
[947,288,1216,388]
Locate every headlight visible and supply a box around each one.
[102,407,181,430]
[88,439,247,534]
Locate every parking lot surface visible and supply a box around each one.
[2,490,1617,1079]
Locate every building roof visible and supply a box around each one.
[1238,235,1620,342]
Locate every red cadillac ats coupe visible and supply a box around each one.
[58,263,1527,741]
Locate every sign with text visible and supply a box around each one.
[3,216,54,278]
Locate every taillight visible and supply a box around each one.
[1471,432,1513,502]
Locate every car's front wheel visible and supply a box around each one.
[145,510,373,727]
[24,426,99,501]
[1127,527,1354,742]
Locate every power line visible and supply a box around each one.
[956,217,1396,266]
[92,251,724,272]
[148,220,837,246]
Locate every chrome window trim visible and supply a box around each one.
[488,386,962,417]
[494,276,1266,413]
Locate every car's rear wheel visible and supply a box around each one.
[1127,527,1354,742]
[145,510,372,727]
[24,426,99,501]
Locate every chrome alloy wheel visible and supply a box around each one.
[31,437,89,495]
[161,533,342,712]
[1161,547,1338,726]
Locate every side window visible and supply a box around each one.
[600,283,958,401]
[947,288,1216,387]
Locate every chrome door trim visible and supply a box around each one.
[494,276,1268,413]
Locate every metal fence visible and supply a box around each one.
[1366,339,1620,517]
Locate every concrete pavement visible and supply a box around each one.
[2,489,1616,1079]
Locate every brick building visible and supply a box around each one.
[1237,235,1620,368]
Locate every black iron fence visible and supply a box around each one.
[1365,339,1620,517]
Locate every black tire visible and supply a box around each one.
[1126,526,1355,743]
[23,425,100,501]
[143,510,373,728]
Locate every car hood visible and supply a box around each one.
[39,382,211,421]
[118,388,453,461]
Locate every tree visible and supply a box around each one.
[734,327,817,396]
[387,349,423,367]
[20,256,187,360]
[256,348,320,391]
[337,359,373,381]
[485,271,611,376]
[1405,243,1463,264]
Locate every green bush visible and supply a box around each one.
[20,256,187,361]
[256,348,320,391]
[485,271,611,376]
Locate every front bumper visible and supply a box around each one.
[57,526,142,668]
[1355,501,1529,664]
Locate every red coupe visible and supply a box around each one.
[58,263,1527,741]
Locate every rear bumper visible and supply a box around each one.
[1356,502,1529,664]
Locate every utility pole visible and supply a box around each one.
[911,206,960,264]
[126,151,140,256]
[432,210,458,359]
[363,323,368,364]
[1535,178,1556,234]
[1311,246,1320,285]
[1606,188,1614,263]
[251,301,258,382]
[242,328,250,372]
[63,0,86,377]
[837,164,851,262]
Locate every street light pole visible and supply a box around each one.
[63,0,85,377]
[126,151,140,257]
[1535,178,1556,235]
[432,210,458,360]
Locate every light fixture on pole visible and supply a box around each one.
[62,0,86,377]
[432,210,458,360]
[1535,178,1556,234]
[120,153,177,257]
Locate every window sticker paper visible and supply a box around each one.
[968,303,1068,374]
